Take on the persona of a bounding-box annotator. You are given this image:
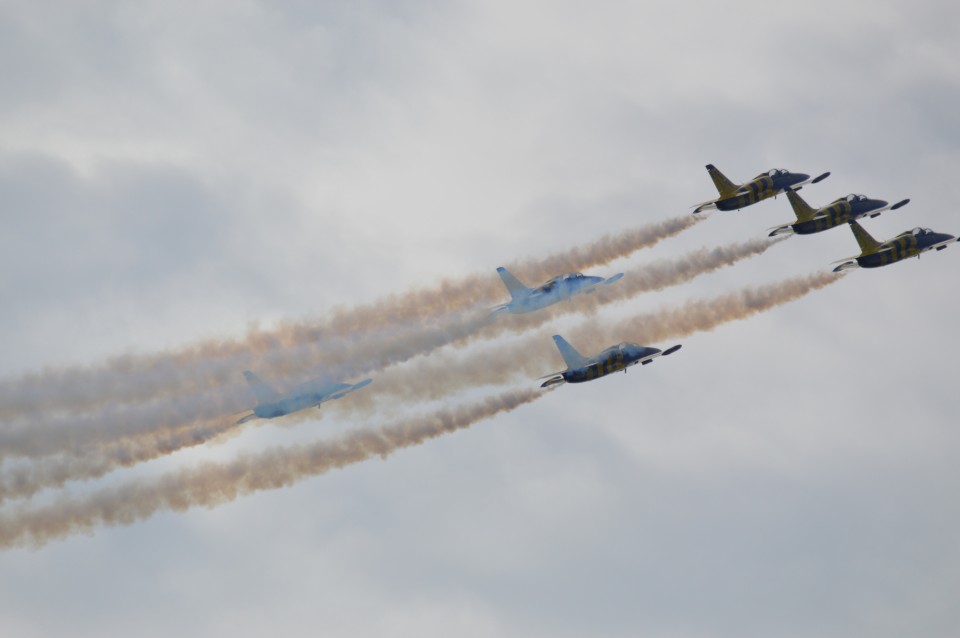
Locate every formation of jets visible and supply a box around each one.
[236,162,956,420]
[694,163,956,271]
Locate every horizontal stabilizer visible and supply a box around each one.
[768,224,794,238]
[832,260,859,272]
[692,200,718,214]
[540,375,566,388]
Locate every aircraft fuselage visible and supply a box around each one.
[715,172,810,211]
[792,197,889,235]
[506,274,610,314]
[562,344,661,383]
[857,231,956,269]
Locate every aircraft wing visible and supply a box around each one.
[328,378,373,401]
[603,273,624,285]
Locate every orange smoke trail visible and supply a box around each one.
[0,214,699,419]
[0,388,545,549]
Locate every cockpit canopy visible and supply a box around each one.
[763,168,789,177]
[845,193,867,202]
[539,272,585,291]
[899,227,933,238]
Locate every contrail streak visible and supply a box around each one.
[0,234,769,468]
[0,214,700,419]
[0,388,545,549]
[0,270,840,510]
[344,271,844,406]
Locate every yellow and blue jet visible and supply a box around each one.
[769,189,911,237]
[693,164,830,214]
[539,335,681,388]
[236,371,372,424]
[833,221,958,272]
[493,267,624,315]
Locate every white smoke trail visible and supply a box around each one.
[0,214,700,419]
[0,388,546,549]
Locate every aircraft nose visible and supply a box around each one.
[873,199,888,209]
[792,172,810,185]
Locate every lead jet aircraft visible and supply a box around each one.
[539,335,681,388]
[769,190,910,237]
[492,267,624,315]
[693,164,830,213]
[833,221,958,272]
[236,371,372,424]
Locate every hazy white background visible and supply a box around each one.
[1,1,958,636]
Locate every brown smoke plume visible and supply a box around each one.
[0,214,699,419]
[0,235,779,493]
[0,271,840,528]
[0,232,764,468]
[343,271,844,407]
[0,388,544,549]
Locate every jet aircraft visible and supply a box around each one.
[693,164,830,213]
[492,267,624,315]
[833,221,958,272]
[769,189,910,237]
[539,334,681,388]
[236,371,373,424]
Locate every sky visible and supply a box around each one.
[1,1,959,636]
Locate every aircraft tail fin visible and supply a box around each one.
[705,164,739,198]
[496,267,529,301]
[848,221,881,254]
[551,335,587,370]
[243,370,279,405]
[786,189,817,222]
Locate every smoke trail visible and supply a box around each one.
[0,270,839,508]
[0,388,544,549]
[0,235,770,467]
[0,417,238,505]
[0,214,700,420]
[341,271,844,406]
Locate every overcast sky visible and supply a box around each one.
[2,1,959,636]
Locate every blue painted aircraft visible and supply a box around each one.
[768,189,910,237]
[539,335,681,388]
[492,267,624,315]
[236,371,372,424]
[693,164,830,213]
[833,221,958,272]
